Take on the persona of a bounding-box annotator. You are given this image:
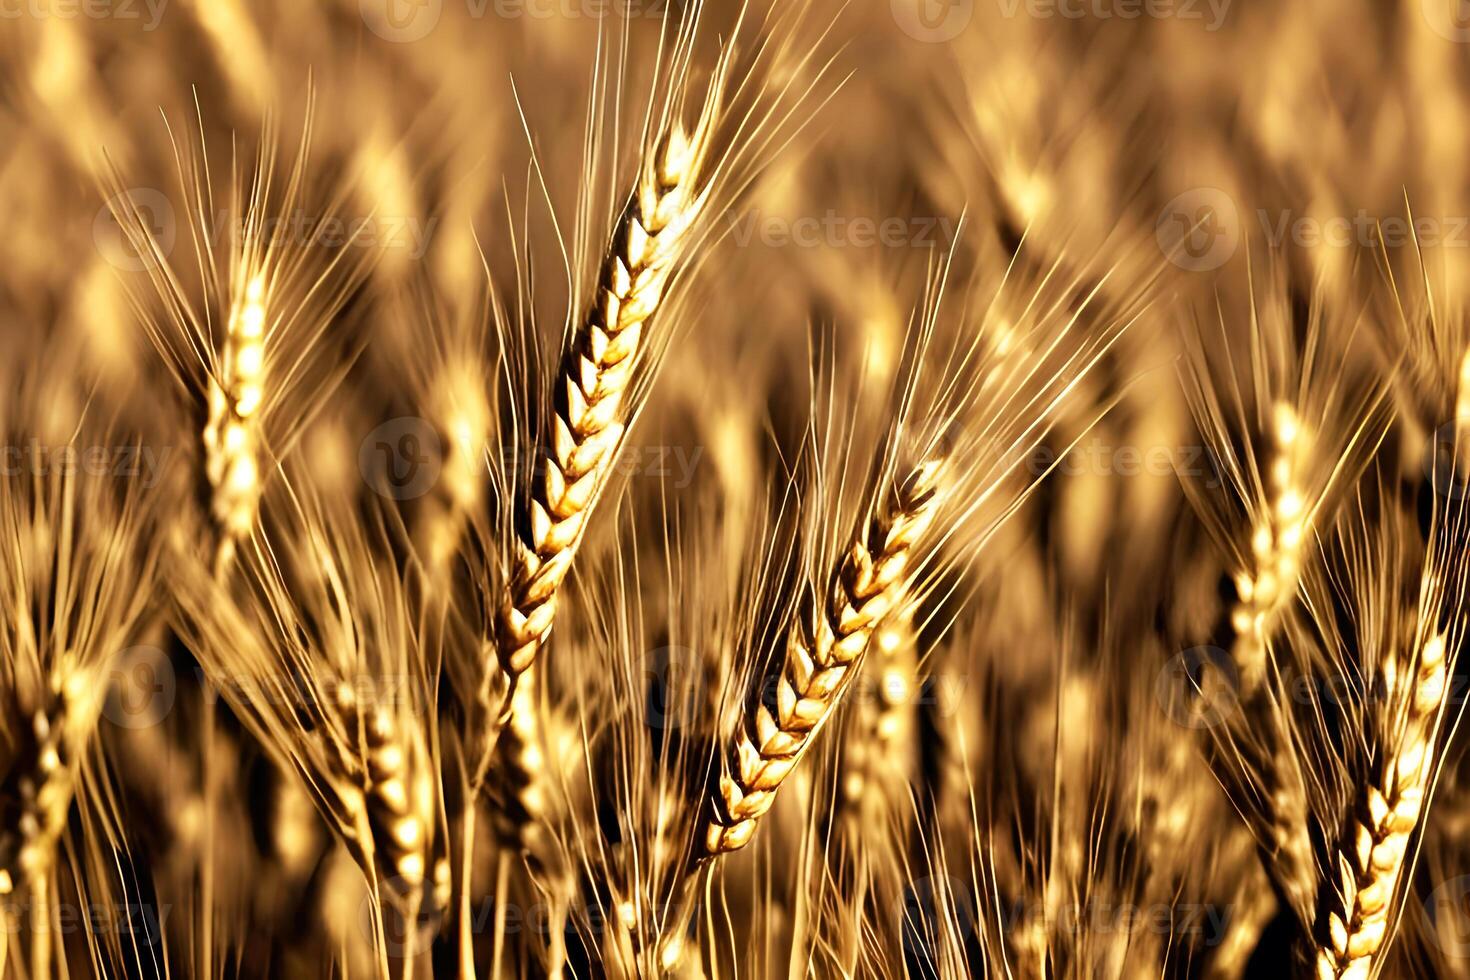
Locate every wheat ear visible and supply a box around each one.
[843,612,917,813]
[489,667,558,865]
[486,665,575,975]
[0,445,155,976]
[321,678,445,980]
[303,539,449,932]
[491,82,723,685]
[1230,401,1309,695]
[421,360,493,579]
[1207,400,1319,922]
[203,269,268,575]
[0,671,95,979]
[703,457,947,855]
[1314,630,1447,980]
[331,681,446,907]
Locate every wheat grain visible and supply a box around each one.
[703,457,946,856]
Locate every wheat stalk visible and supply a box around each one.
[322,679,446,980]
[0,684,74,897]
[193,263,270,973]
[702,456,946,856]
[452,65,728,977]
[168,485,449,976]
[1185,286,1394,932]
[1314,630,1447,980]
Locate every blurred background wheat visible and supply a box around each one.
[5,0,1470,977]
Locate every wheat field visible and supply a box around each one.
[5,0,1470,977]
